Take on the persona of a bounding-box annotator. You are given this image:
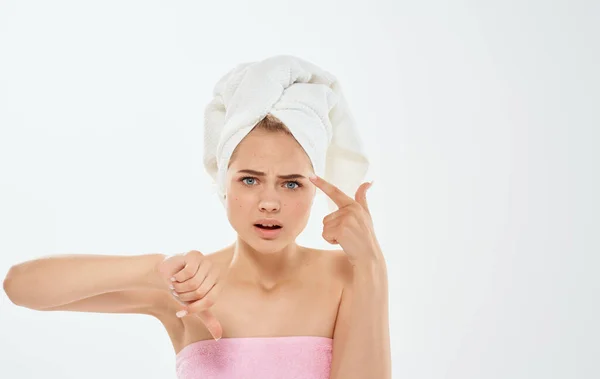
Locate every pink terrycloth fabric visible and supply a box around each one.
[175,336,333,379]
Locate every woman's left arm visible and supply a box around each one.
[330,256,391,379]
[309,176,392,379]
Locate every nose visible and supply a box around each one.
[259,199,280,213]
[258,189,281,213]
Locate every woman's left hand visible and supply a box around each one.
[309,175,383,266]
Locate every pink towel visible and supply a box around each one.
[176,336,333,379]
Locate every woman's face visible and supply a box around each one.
[225,128,316,253]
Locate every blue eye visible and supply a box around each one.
[242,177,256,185]
[286,181,300,190]
[240,177,303,191]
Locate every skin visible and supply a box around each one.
[223,127,317,290]
[5,122,386,367]
[156,126,370,353]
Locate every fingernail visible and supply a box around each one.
[214,336,221,341]
[309,174,317,180]
[170,277,176,282]
[176,310,187,318]
[171,290,179,298]
[169,284,175,290]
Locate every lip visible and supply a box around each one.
[253,224,284,240]
[254,218,283,227]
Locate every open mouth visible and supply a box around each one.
[254,224,283,230]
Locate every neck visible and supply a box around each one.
[226,237,305,290]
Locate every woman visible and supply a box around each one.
[3,56,391,379]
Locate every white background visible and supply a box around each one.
[1,1,598,378]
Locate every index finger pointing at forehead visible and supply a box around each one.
[309,175,354,208]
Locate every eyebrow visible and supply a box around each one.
[236,169,306,180]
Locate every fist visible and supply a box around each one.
[158,250,225,341]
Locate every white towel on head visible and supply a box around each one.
[203,54,369,212]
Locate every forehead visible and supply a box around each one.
[228,130,313,172]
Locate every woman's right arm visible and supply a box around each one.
[2,253,167,312]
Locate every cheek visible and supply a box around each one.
[227,186,250,206]
[227,195,248,210]
[282,195,312,213]
[226,197,251,232]
[225,190,252,224]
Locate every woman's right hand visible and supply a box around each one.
[158,250,225,341]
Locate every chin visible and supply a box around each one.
[247,238,291,254]
[239,229,296,254]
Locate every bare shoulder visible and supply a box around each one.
[329,249,354,287]
[301,247,353,288]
